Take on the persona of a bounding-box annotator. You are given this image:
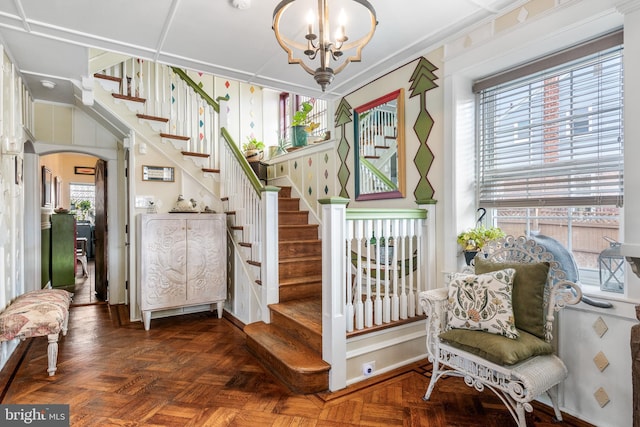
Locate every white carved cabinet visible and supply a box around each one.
[138,213,226,330]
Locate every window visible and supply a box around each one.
[70,183,95,222]
[279,93,329,144]
[474,31,624,290]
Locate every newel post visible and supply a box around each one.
[261,186,281,323]
[319,197,349,391]
[417,201,437,291]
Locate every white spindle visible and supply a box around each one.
[346,224,355,332]
[10,64,15,138]
[390,219,399,322]
[364,219,373,328]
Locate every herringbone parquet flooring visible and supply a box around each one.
[0,300,593,426]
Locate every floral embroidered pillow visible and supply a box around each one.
[446,269,519,339]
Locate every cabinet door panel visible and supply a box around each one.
[186,217,226,303]
[141,217,187,309]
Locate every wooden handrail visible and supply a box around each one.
[220,128,264,196]
[171,67,220,113]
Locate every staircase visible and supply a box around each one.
[244,186,330,394]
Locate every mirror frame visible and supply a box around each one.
[353,89,405,200]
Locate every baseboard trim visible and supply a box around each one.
[0,340,33,402]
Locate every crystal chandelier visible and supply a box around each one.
[272,0,377,91]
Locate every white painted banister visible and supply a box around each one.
[320,197,349,392]
[320,199,432,390]
[220,127,279,319]
[96,59,220,169]
[324,206,430,334]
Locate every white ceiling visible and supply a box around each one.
[0,0,524,105]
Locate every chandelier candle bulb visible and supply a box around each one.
[307,10,314,35]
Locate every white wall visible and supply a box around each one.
[439,1,639,426]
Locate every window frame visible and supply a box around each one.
[474,30,625,293]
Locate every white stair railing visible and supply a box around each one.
[358,159,396,194]
[321,199,435,391]
[219,127,279,322]
[97,57,278,323]
[95,59,219,169]
[345,209,428,332]
[359,108,396,158]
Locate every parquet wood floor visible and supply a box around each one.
[0,302,594,426]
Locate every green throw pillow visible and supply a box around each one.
[474,258,550,340]
[439,328,553,365]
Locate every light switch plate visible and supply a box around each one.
[135,195,154,208]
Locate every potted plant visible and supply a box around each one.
[242,137,265,162]
[291,101,319,148]
[456,224,505,265]
[73,199,92,221]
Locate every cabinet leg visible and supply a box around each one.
[216,301,224,319]
[143,311,151,330]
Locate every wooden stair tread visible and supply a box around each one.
[112,93,146,103]
[244,322,329,373]
[269,298,322,335]
[278,275,322,286]
[181,150,209,158]
[280,224,319,230]
[160,133,190,141]
[136,113,169,122]
[279,255,321,264]
[94,73,121,82]
[202,168,220,173]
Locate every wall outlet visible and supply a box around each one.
[362,361,375,377]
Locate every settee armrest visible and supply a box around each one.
[419,288,448,361]
[544,280,582,341]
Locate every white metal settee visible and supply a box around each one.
[419,235,582,426]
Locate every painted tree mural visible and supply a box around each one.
[335,98,353,198]
[409,57,439,203]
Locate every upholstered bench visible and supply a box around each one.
[0,289,73,376]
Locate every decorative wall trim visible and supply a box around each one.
[409,57,439,203]
[335,97,353,199]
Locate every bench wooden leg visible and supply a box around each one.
[47,333,60,376]
[62,312,70,337]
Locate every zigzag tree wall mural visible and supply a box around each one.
[335,98,353,198]
[409,57,439,203]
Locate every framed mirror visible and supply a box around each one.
[354,89,405,200]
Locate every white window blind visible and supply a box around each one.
[475,32,624,208]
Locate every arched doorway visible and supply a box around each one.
[31,144,128,310]
[39,152,105,303]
